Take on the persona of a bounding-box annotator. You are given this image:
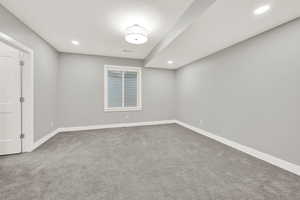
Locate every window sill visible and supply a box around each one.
[104,106,142,112]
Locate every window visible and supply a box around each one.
[104,65,142,111]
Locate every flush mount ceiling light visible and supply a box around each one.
[168,60,174,64]
[254,4,271,15]
[71,40,80,45]
[125,24,148,45]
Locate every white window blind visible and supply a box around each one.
[124,71,137,107]
[107,71,122,107]
[104,65,141,111]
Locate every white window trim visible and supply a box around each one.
[104,65,142,112]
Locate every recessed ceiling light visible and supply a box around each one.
[168,60,174,64]
[0,32,13,41]
[71,40,80,45]
[125,24,148,45]
[254,5,271,15]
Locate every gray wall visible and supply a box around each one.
[2,3,299,166]
[57,53,176,127]
[0,5,59,141]
[176,18,300,165]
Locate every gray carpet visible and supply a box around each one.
[0,124,299,200]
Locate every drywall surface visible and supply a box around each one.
[58,53,176,127]
[176,18,300,165]
[0,5,59,141]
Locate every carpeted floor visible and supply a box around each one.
[0,124,299,200]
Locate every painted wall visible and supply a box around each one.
[0,5,59,141]
[57,53,176,127]
[2,2,299,167]
[176,19,300,165]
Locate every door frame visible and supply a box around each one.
[0,32,34,152]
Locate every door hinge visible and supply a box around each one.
[20,60,24,66]
[20,133,25,139]
[20,97,25,103]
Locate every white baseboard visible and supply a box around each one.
[30,120,176,151]
[174,120,300,176]
[30,128,59,151]
[57,120,176,133]
[30,119,300,176]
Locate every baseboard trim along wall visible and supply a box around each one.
[29,119,300,176]
[30,129,60,151]
[30,120,176,151]
[174,120,300,176]
[57,120,176,133]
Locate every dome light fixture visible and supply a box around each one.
[125,24,148,45]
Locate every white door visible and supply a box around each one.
[0,42,22,155]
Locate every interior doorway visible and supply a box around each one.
[0,41,22,155]
[0,33,34,154]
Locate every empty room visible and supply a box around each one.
[0,0,300,199]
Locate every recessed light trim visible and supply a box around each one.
[125,25,148,45]
[71,40,80,45]
[254,5,271,15]
[168,60,174,64]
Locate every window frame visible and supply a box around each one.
[104,65,142,112]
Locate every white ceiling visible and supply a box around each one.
[0,0,194,59]
[146,0,300,69]
[1,0,300,69]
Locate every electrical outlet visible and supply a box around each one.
[50,122,54,128]
[199,120,203,125]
